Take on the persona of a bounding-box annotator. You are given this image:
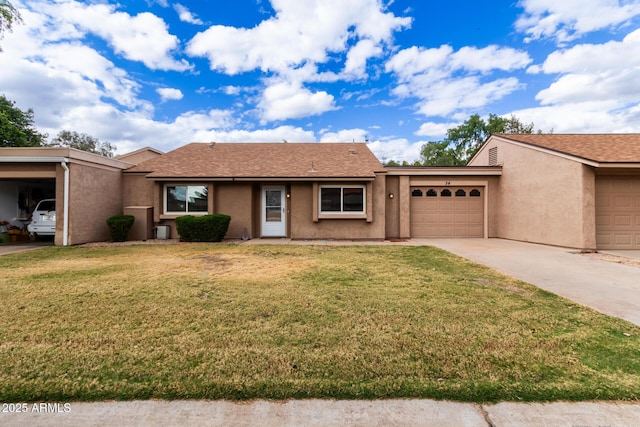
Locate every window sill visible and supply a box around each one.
[318,213,367,220]
[160,213,208,220]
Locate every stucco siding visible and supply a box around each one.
[66,162,123,245]
[289,178,386,240]
[215,183,254,239]
[122,174,155,208]
[385,176,400,238]
[472,139,593,248]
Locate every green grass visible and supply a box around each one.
[1,243,639,402]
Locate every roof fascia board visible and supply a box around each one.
[385,167,502,176]
[0,156,69,163]
[0,153,130,169]
[146,176,377,182]
[596,163,640,169]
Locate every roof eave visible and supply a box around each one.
[595,162,640,168]
[145,175,378,181]
[385,166,502,176]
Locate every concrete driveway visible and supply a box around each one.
[425,238,640,326]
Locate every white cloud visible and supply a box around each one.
[318,127,423,161]
[386,44,531,117]
[343,39,383,79]
[174,4,204,25]
[366,137,424,162]
[415,122,459,139]
[507,27,640,136]
[516,0,640,43]
[319,128,368,142]
[157,87,184,101]
[532,29,640,107]
[258,81,337,122]
[192,126,316,144]
[32,0,192,71]
[509,103,635,134]
[186,0,410,75]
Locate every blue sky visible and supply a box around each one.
[2,0,640,162]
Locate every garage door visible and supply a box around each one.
[410,187,484,238]
[596,177,640,249]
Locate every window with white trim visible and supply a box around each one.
[164,184,208,214]
[319,185,365,214]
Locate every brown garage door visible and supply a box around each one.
[410,187,484,238]
[596,177,640,249]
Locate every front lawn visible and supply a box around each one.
[1,244,639,402]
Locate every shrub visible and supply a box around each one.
[106,214,135,242]
[175,214,231,242]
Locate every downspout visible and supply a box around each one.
[61,160,70,246]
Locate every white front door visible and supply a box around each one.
[262,186,286,237]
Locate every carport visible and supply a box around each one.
[0,147,130,245]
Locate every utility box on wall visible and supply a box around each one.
[123,206,153,241]
[155,225,170,240]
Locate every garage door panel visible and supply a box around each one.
[614,195,633,208]
[596,234,612,246]
[410,186,484,238]
[467,212,483,223]
[614,234,632,246]
[596,177,640,249]
[467,199,483,210]
[596,195,611,208]
[596,215,611,227]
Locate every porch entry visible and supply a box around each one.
[261,185,286,237]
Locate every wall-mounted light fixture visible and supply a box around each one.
[388,193,394,199]
[286,193,291,198]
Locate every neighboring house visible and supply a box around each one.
[0,147,132,245]
[1,135,639,250]
[469,134,640,250]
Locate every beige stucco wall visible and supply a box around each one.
[385,176,400,238]
[215,183,255,239]
[470,139,597,249]
[122,173,155,207]
[289,177,386,240]
[65,162,124,245]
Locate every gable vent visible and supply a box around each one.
[489,147,498,166]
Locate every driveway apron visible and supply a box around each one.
[423,238,640,326]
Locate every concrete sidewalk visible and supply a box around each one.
[3,399,640,427]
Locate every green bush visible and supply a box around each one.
[106,214,135,242]
[0,233,8,244]
[175,214,231,242]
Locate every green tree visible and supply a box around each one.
[0,95,47,147]
[48,130,116,157]
[419,114,537,166]
[0,0,22,51]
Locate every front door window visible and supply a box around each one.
[265,190,282,222]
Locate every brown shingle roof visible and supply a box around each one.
[126,142,385,179]
[494,134,640,163]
